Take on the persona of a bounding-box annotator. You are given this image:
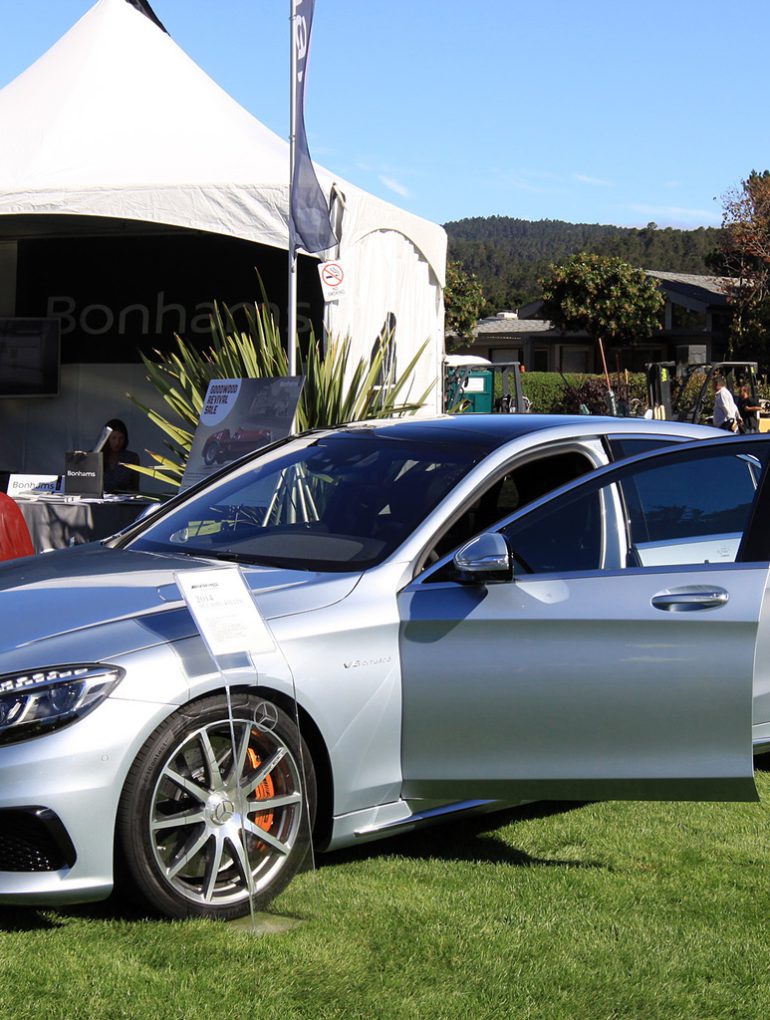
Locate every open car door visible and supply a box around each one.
[398,436,770,804]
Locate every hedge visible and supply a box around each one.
[492,371,648,414]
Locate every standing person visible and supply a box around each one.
[736,385,761,433]
[712,375,742,432]
[102,418,140,492]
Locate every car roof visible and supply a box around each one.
[327,413,715,451]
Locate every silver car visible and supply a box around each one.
[1,414,763,920]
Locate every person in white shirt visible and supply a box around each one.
[712,375,742,432]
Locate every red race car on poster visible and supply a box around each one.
[202,424,273,465]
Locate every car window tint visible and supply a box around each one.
[130,435,486,571]
[620,451,765,566]
[500,488,603,574]
[607,437,680,460]
[426,440,770,582]
[429,450,593,562]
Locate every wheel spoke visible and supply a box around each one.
[232,723,252,786]
[243,817,291,855]
[162,767,210,804]
[202,833,227,901]
[198,729,226,792]
[151,807,207,832]
[247,791,302,813]
[242,747,287,796]
[226,833,253,891]
[164,828,211,880]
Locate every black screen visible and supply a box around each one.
[0,318,60,397]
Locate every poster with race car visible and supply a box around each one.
[181,376,304,489]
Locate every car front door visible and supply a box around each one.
[397,437,770,804]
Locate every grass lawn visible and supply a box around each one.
[3,766,770,1020]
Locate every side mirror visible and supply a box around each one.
[453,532,513,584]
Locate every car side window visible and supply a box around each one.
[620,452,763,566]
[501,488,604,574]
[607,436,680,460]
[428,450,594,563]
[500,444,768,576]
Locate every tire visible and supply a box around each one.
[117,693,315,920]
[202,442,219,466]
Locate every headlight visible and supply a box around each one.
[0,665,124,746]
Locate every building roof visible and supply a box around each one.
[474,312,559,336]
[644,271,730,310]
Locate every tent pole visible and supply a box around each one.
[287,1,298,376]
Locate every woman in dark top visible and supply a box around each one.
[102,418,140,492]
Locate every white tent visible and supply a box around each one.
[0,0,447,475]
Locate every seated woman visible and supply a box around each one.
[102,418,140,493]
[0,493,34,561]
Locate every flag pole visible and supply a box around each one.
[288,1,298,376]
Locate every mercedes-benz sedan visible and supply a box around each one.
[5,414,766,920]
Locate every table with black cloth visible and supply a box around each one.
[13,494,156,553]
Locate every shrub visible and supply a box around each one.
[515,371,647,415]
[130,302,432,488]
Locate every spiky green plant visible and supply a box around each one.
[130,301,433,488]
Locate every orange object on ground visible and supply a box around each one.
[0,493,34,561]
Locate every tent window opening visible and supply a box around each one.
[371,313,398,394]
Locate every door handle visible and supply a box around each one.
[651,587,729,612]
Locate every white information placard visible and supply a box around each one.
[175,567,275,658]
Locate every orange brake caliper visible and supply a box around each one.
[247,747,275,832]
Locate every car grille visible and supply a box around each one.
[0,808,76,872]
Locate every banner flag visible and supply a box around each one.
[124,0,168,33]
[290,0,337,255]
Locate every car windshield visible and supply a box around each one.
[129,431,486,571]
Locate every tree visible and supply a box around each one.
[716,170,770,359]
[539,253,664,411]
[445,216,720,313]
[444,259,484,351]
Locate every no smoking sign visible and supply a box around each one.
[319,259,347,301]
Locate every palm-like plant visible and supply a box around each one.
[131,300,432,488]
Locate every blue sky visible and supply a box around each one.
[1,0,768,230]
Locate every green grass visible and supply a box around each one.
[3,768,770,1020]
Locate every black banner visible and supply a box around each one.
[290,0,337,255]
[15,233,323,363]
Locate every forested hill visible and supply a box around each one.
[444,216,721,313]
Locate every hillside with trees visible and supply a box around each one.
[444,216,721,314]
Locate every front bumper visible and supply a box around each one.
[0,696,172,906]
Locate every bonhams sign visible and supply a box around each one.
[14,234,320,363]
[47,291,226,342]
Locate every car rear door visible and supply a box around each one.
[397,437,770,804]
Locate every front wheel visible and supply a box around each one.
[117,693,314,920]
[202,441,219,466]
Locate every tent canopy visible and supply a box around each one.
[0,0,446,472]
[0,0,446,283]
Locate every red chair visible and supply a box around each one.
[0,492,35,561]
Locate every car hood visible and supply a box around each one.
[0,544,361,661]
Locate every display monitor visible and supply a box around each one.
[0,318,61,397]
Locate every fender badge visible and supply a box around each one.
[344,656,392,669]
